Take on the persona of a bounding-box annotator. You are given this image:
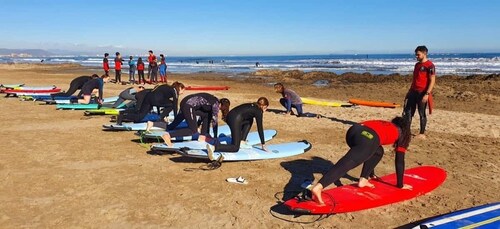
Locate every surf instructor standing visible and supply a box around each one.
[403,45,436,139]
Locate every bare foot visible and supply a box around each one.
[198,135,206,142]
[310,184,326,206]
[358,177,375,188]
[415,134,427,140]
[161,133,174,147]
[146,121,153,132]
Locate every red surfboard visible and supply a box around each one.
[4,89,61,93]
[185,86,230,91]
[349,98,400,108]
[284,166,446,214]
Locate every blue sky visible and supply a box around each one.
[1,0,499,55]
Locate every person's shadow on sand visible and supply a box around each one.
[269,156,359,217]
[279,156,359,201]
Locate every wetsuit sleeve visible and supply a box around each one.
[211,102,219,138]
[173,92,179,117]
[98,78,104,100]
[255,109,265,145]
[395,152,405,188]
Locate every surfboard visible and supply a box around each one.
[150,129,278,152]
[181,140,311,161]
[56,97,121,110]
[140,124,231,140]
[11,85,55,90]
[3,88,60,94]
[102,119,181,131]
[185,86,230,91]
[348,98,400,108]
[301,97,353,107]
[284,166,446,214]
[414,202,500,229]
[84,109,124,116]
[0,83,25,90]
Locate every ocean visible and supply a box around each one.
[1,53,499,75]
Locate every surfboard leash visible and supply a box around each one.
[269,190,334,224]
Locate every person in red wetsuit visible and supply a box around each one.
[309,117,412,206]
[137,57,146,84]
[147,50,156,81]
[103,53,110,77]
[403,45,436,139]
[114,52,123,83]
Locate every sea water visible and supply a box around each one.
[1,53,499,75]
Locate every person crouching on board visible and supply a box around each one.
[273,83,304,116]
[116,82,185,125]
[77,74,109,104]
[308,117,413,206]
[205,97,269,161]
[160,93,230,148]
[110,85,145,108]
[51,74,99,98]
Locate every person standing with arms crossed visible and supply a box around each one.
[114,52,123,84]
[403,46,436,139]
[147,50,156,82]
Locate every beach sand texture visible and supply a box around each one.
[0,64,499,228]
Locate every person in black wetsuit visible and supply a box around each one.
[205,97,269,161]
[110,85,145,108]
[51,74,99,98]
[160,93,231,147]
[307,117,413,206]
[77,75,108,104]
[116,82,185,124]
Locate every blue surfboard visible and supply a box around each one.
[414,202,500,229]
[56,97,122,110]
[103,119,182,131]
[141,124,231,140]
[150,129,278,152]
[181,140,311,161]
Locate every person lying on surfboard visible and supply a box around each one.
[77,74,110,104]
[160,93,230,148]
[273,83,304,116]
[116,81,185,125]
[309,117,413,206]
[205,97,269,161]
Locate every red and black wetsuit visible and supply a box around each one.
[103,58,109,76]
[114,57,123,83]
[214,103,265,152]
[137,61,145,84]
[403,60,435,134]
[167,93,220,139]
[147,54,156,79]
[318,120,408,189]
[51,75,92,97]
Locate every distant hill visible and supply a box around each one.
[0,48,53,57]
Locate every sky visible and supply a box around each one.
[1,0,499,56]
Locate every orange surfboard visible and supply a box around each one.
[349,98,400,108]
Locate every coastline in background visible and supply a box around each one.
[1,53,499,75]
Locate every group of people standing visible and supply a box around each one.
[103,50,168,85]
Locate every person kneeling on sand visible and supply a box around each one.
[307,117,413,206]
[273,83,304,116]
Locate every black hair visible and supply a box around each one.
[116,52,120,56]
[219,98,231,121]
[91,74,99,78]
[415,45,428,53]
[149,50,153,53]
[392,116,411,149]
[129,56,133,59]
[104,53,109,57]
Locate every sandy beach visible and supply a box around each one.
[0,64,499,228]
